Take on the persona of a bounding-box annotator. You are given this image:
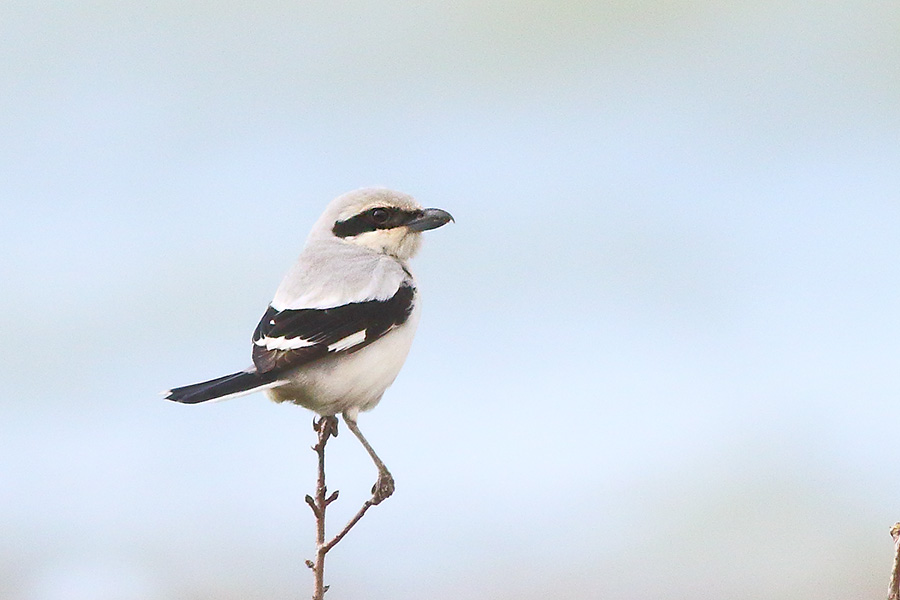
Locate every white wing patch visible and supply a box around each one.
[255,336,317,351]
[327,330,367,352]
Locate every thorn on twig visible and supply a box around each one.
[305,560,315,569]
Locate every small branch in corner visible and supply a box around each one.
[888,522,900,600]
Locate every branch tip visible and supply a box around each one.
[889,521,900,600]
[305,494,321,518]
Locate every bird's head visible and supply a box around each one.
[310,188,454,260]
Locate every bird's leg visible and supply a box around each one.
[341,412,395,504]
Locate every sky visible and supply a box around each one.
[2,1,900,599]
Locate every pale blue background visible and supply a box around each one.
[2,1,899,598]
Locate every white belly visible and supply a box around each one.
[265,301,421,416]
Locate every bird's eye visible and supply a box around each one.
[371,208,391,224]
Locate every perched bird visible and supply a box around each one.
[165,188,453,501]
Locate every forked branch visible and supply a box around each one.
[306,416,387,600]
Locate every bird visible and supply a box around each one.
[165,187,453,502]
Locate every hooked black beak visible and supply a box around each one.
[406,208,454,232]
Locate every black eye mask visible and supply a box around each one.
[332,207,423,238]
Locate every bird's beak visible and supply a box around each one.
[406,208,454,232]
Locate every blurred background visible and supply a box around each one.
[2,1,899,598]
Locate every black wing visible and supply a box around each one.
[251,283,415,374]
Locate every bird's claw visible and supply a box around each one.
[370,471,395,504]
[313,415,339,438]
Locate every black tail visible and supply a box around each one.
[164,370,282,404]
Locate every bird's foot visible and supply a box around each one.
[370,470,395,505]
[313,415,339,439]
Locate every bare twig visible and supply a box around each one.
[306,416,392,599]
[308,416,337,600]
[321,498,376,554]
[888,522,900,600]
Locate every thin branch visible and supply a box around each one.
[308,416,336,600]
[888,522,900,600]
[305,416,392,599]
[321,499,376,554]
